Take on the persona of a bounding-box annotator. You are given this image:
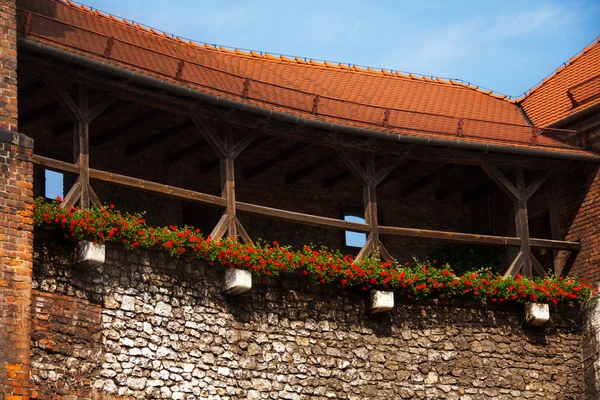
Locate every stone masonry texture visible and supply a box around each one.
[30,228,587,400]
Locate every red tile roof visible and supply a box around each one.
[519,37,600,127]
[16,0,590,154]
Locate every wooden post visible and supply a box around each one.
[482,165,553,278]
[336,147,400,261]
[191,113,260,242]
[43,75,117,208]
[76,83,91,208]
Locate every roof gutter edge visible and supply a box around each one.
[19,37,600,163]
[548,102,600,129]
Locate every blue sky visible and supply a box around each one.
[76,0,598,97]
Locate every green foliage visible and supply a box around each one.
[33,197,595,306]
[430,244,504,275]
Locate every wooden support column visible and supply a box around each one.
[44,75,117,208]
[191,112,259,242]
[482,165,553,278]
[337,147,399,261]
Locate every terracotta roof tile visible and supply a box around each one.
[519,37,600,127]
[15,0,590,154]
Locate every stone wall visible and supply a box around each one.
[30,228,587,399]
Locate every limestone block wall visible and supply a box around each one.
[30,228,587,400]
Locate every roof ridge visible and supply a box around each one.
[59,0,512,103]
[515,36,600,103]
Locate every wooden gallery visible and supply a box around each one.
[1,0,600,399]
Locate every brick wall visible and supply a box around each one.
[0,0,18,132]
[0,1,36,398]
[0,130,34,399]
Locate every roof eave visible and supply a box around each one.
[18,37,600,163]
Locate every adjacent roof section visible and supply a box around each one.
[519,37,600,127]
[16,0,590,154]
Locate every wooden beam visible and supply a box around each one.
[163,139,208,166]
[373,158,407,186]
[323,169,352,189]
[190,114,227,158]
[481,165,521,201]
[286,152,338,184]
[401,165,455,197]
[52,100,127,137]
[243,142,311,180]
[127,120,195,156]
[514,169,532,277]
[231,126,264,159]
[19,80,45,97]
[31,154,582,252]
[220,125,237,238]
[198,159,220,175]
[236,201,370,232]
[92,110,163,147]
[76,83,91,208]
[20,102,61,125]
[523,170,552,201]
[335,146,369,185]
[88,93,119,122]
[460,180,499,204]
[43,73,83,121]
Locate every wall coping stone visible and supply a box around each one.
[0,128,34,148]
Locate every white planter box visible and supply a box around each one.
[524,302,549,326]
[370,290,394,313]
[74,240,105,268]
[223,268,252,295]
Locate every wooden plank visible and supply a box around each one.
[373,158,406,186]
[504,251,524,277]
[378,239,394,262]
[243,142,311,180]
[88,93,119,122]
[335,146,369,185]
[53,100,127,137]
[363,153,379,250]
[514,169,532,278]
[323,169,352,189]
[481,165,521,201]
[163,140,208,166]
[401,165,453,197]
[92,110,162,147]
[20,102,62,126]
[76,83,90,209]
[43,73,83,121]
[235,216,252,244]
[31,155,582,252]
[522,169,552,201]
[231,126,264,159]
[33,155,79,174]
[190,114,227,158]
[88,183,101,208]
[221,125,237,237]
[210,214,230,240]
[354,237,374,262]
[89,168,227,208]
[530,252,548,277]
[127,120,195,156]
[286,152,338,184]
[61,179,82,208]
[236,201,370,232]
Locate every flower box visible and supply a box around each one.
[370,290,394,313]
[74,240,105,268]
[223,268,252,295]
[524,302,549,326]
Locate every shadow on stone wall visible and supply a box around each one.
[32,227,585,399]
